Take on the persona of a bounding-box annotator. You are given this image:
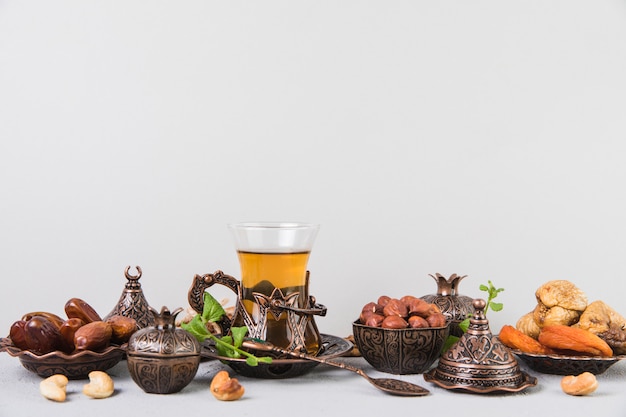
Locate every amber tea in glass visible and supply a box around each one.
[228,222,321,354]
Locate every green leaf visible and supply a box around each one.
[230,326,248,348]
[258,356,273,364]
[490,302,504,312]
[479,284,489,292]
[202,292,226,323]
[458,317,471,333]
[442,335,459,352]
[215,335,240,358]
[181,314,211,343]
[245,356,259,366]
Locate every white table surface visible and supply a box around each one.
[1,347,625,417]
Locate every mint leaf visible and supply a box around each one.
[489,302,504,312]
[246,356,259,366]
[230,326,248,348]
[202,292,226,323]
[181,314,211,343]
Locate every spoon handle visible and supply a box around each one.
[242,340,363,375]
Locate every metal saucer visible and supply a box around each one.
[201,334,352,379]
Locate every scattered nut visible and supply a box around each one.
[83,371,115,399]
[40,374,69,402]
[561,372,598,396]
[210,370,244,401]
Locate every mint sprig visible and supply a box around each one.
[181,292,272,366]
[442,280,504,352]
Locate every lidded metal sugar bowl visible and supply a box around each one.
[127,306,200,394]
[420,273,475,337]
[424,299,537,393]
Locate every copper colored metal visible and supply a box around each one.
[242,339,430,396]
[420,273,475,337]
[0,337,125,379]
[424,299,537,394]
[126,306,200,394]
[188,270,326,352]
[104,266,155,329]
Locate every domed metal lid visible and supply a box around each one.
[127,306,200,358]
[424,299,537,393]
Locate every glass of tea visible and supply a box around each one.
[228,222,321,354]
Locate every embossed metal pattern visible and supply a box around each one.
[126,307,201,394]
[0,337,125,379]
[512,350,625,375]
[201,334,353,379]
[425,299,537,393]
[420,273,475,337]
[352,321,449,375]
[104,265,155,329]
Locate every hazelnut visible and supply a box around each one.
[377,295,391,307]
[363,313,384,327]
[383,299,408,318]
[407,298,432,318]
[408,315,429,329]
[426,312,447,328]
[381,316,408,329]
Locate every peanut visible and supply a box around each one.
[561,372,598,396]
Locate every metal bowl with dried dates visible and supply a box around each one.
[1,298,136,379]
[352,295,450,375]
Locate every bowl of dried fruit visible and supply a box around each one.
[1,298,136,379]
[352,295,450,375]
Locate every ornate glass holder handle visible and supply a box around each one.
[188,270,326,352]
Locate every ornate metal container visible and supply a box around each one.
[424,299,537,393]
[104,265,155,329]
[127,306,200,394]
[420,273,475,337]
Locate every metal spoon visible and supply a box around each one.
[242,339,430,397]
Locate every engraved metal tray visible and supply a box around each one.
[201,333,352,379]
[423,367,537,394]
[512,350,625,375]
